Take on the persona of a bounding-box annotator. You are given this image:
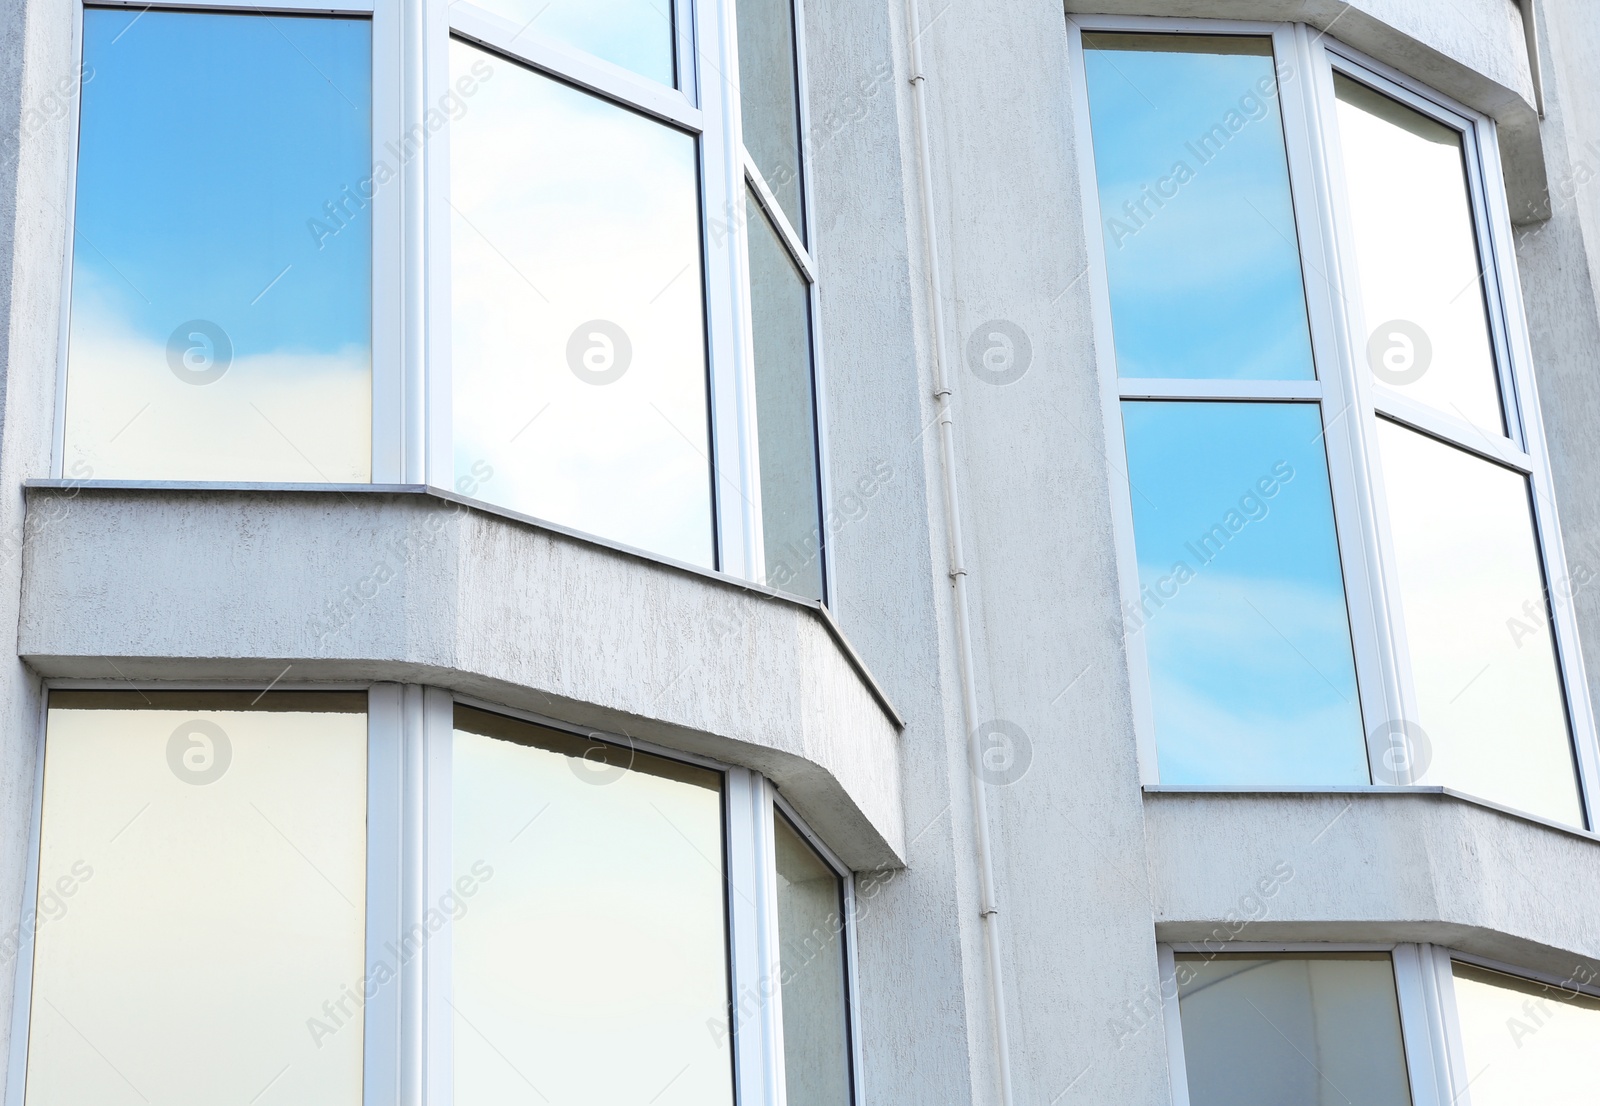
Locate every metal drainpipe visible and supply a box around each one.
[901,3,1017,1104]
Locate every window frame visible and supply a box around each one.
[1158,940,1600,1106]
[51,0,834,602]
[52,0,402,487]
[1066,13,1599,827]
[3,681,856,1106]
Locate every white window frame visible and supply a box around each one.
[1157,940,1600,1106]
[3,681,857,1106]
[1065,13,1599,828]
[51,0,833,602]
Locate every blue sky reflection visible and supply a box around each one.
[66,9,372,481]
[1122,401,1366,784]
[1084,35,1315,380]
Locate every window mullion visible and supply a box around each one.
[1292,25,1417,778]
[1391,943,1453,1106]
[704,0,764,582]
[725,768,778,1106]
[371,0,407,483]
[1281,22,1400,778]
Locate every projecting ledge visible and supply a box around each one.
[17,483,907,871]
[1144,787,1600,979]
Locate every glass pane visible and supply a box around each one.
[450,41,714,567]
[26,692,367,1105]
[737,0,805,238]
[1175,955,1412,1106]
[465,0,673,86]
[1452,962,1600,1106]
[774,815,852,1106]
[1126,401,1363,784]
[1334,74,1504,434]
[452,708,733,1106]
[1082,34,1315,380]
[64,10,372,482]
[747,190,824,600]
[1376,420,1581,824]
[1122,401,1366,783]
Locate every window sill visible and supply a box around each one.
[1143,782,1599,845]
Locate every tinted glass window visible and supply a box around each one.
[1083,34,1315,380]
[1176,955,1412,1106]
[1122,401,1366,783]
[450,41,714,566]
[452,708,733,1106]
[65,10,372,482]
[26,693,367,1104]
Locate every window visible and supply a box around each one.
[451,707,732,1105]
[9,688,858,1106]
[63,9,373,482]
[1173,953,1412,1106]
[1451,961,1600,1105]
[23,692,368,1103]
[772,811,854,1106]
[1073,18,1594,826]
[58,0,829,599]
[1164,945,1600,1106]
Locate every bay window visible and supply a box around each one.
[1072,17,1596,827]
[56,0,829,598]
[1163,945,1600,1106]
[8,688,858,1105]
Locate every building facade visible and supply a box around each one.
[0,0,1598,1102]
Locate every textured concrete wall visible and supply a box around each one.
[1,0,1599,1103]
[17,487,907,869]
[0,0,74,1078]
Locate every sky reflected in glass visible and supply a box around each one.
[66,10,372,482]
[27,696,367,1105]
[452,709,732,1106]
[1452,962,1600,1106]
[1084,34,1315,380]
[1335,75,1504,434]
[1376,420,1580,824]
[1122,401,1366,784]
[464,0,674,86]
[450,40,714,567]
[1177,956,1412,1106]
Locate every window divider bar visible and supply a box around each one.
[371,0,407,483]
[1372,391,1535,473]
[744,152,815,283]
[1279,21,1399,779]
[725,768,775,1106]
[1392,942,1451,1106]
[420,0,453,488]
[446,5,705,133]
[364,684,406,1106]
[1115,379,1321,402]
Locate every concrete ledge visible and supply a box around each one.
[1067,0,1550,221]
[1145,788,1600,979]
[16,484,907,871]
